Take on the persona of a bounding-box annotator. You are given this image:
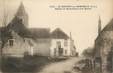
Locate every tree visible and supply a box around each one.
[1,0,8,27]
[0,0,9,70]
[0,0,9,52]
[81,47,95,73]
[82,47,94,58]
[0,1,8,57]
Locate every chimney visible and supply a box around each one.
[70,32,72,40]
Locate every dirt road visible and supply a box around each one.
[38,57,82,73]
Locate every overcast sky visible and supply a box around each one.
[0,0,113,54]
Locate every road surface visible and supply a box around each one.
[38,57,82,73]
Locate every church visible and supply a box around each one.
[94,17,113,73]
[0,2,77,57]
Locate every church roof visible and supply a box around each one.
[51,28,69,39]
[16,2,27,16]
[7,16,31,38]
[6,16,50,39]
[29,28,50,38]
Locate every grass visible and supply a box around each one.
[1,55,52,73]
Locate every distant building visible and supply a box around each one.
[0,2,77,57]
[94,17,113,73]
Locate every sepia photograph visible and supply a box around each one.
[0,0,113,73]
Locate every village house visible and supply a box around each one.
[50,28,76,57]
[0,2,77,57]
[94,17,113,73]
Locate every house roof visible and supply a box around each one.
[102,18,113,32]
[51,28,69,39]
[96,18,113,39]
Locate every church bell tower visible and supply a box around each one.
[16,2,28,27]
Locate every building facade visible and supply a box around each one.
[50,28,76,57]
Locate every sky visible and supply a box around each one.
[0,0,113,54]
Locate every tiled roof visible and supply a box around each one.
[51,28,69,39]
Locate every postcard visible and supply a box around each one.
[0,0,112,73]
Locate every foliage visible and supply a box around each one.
[1,56,51,73]
[73,58,93,73]
[82,47,94,58]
